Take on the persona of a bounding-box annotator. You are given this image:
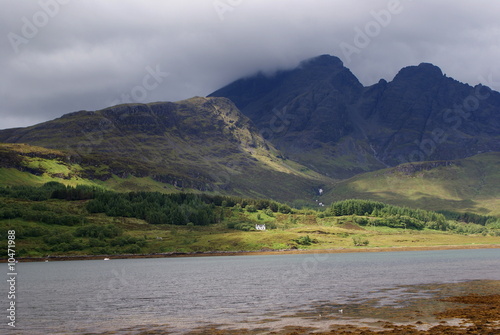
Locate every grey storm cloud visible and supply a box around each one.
[1,0,500,129]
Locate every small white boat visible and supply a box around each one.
[103,257,110,261]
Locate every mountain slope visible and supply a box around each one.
[1,56,498,214]
[0,97,329,202]
[322,152,500,216]
[209,54,500,178]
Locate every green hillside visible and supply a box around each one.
[323,153,500,216]
[0,184,498,259]
[1,144,498,217]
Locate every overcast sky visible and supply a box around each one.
[2,0,500,129]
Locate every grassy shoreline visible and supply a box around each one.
[5,243,499,263]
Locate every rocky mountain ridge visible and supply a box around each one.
[0,97,328,201]
[0,54,498,206]
[210,54,500,177]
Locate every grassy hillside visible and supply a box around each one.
[323,153,500,216]
[0,142,327,203]
[1,184,498,259]
[0,97,333,203]
[1,144,498,217]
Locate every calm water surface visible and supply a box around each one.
[4,248,500,334]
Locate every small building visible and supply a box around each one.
[255,224,266,231]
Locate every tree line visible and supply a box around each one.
[86,192,220,226]
[327,199,445,222]
[436,210,497,226]
[86,191,293,226]
[326,199,446,230]
[0,183,496,231]
[325,199,497,232]
[0,182,100,201]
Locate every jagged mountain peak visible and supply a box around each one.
[392,62,444,83]
[210,54,500,177]
[209,54,362,111]
[298,54,344,68]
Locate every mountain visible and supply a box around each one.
[209,54,500,178]
[1,55,499,214]
[0,97,328,202]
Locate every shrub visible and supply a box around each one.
[110,236,141,247]
[279,204,292,214]
[31,203,51,211]
[44,232,74,245]
[88,238,107,248]
[227,221,255,231]
[0,208,21,220]
[20,226,49,238]
[124,244,141,254]
[246,205,257,213]
[354,217,369,225]
[74,224,122,239]
[352,236,369,246]
[272,243,289,250]
[52,243,72,252]
[293,235,317,246]
[264,208,274,217]
[265,222,277,229]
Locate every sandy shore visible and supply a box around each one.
[6,243,499,263]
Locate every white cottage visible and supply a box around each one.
[255,224,266,231]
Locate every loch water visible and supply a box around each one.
[4,248,500,334]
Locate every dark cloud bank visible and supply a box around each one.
[1,0,499,129]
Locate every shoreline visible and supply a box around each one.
[4,243,499,263]
[185,280,500,335]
